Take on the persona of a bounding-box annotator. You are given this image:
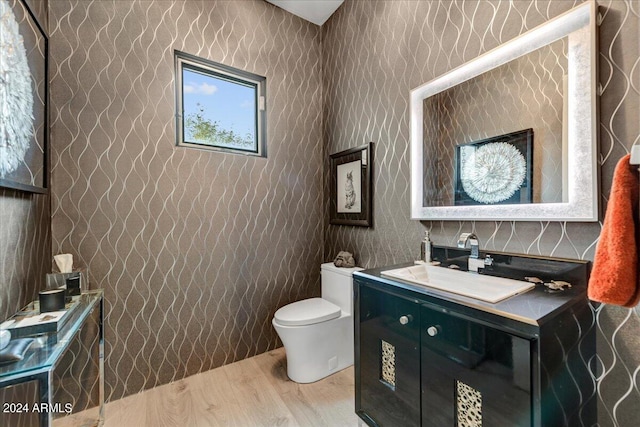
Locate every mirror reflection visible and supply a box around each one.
[423,38,567,207]
[410,2,598,221]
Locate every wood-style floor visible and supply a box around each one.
[54,347,362,427]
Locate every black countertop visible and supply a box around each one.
[354,261,589,329]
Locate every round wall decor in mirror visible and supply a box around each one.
[460,142,527,205]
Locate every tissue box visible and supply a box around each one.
[46,268,89,297]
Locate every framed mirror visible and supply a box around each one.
[410,2,598,221]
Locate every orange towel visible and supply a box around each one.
[588,154,640,307]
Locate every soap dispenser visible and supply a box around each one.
[420,231,432,263]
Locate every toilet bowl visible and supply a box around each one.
[272,262,362,383]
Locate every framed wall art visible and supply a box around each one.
[330,142,373,227]
[0,0,48,193]
[454,129,533,206]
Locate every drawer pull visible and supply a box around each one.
[427,326,439,336]
[399,315,413,325]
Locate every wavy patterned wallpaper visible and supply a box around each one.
[0,189,50,324]
[322,1,639,426]
[48,0,323,401]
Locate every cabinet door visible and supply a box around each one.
[421,304,533,427]
[357,283,421,427]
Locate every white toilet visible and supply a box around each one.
[272,262,363,383]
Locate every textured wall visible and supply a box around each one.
[49,0,323,401]
[322,1,639,426]
[0,190,49,321]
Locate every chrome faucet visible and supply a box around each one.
[457,232,479,259]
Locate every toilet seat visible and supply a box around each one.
[274,298,341,326]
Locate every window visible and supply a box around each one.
[175,50,266,157]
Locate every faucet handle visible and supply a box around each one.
[484,254,494,267]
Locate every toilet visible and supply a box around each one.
[272,262,363,383]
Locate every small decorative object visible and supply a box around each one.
[333,251,355,268]
[66,275,81,297]
[0,329,11,350]
[330,142,374,226]
[544,280,572,291]
[455,129,533,206]
[39,288,66,313]
[0,0,48,193]
[526,277,573,292]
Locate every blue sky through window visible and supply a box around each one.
[182,68,257,150]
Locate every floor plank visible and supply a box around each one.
[217,356,297,426]
[253,350,359,427]
[54,347,362,427]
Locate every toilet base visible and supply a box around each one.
[272,313,353,383]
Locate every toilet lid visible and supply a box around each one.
[274,298,341,326]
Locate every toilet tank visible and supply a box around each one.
[321,263,363,314]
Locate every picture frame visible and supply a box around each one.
[454,129,533,206]
[0,0,48,193]
[330,142,373,227]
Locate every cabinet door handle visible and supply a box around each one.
[427,326,439,336]
[399,315,413,325]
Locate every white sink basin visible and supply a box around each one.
[380,264,535,303]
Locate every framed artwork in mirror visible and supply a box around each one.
[454,129,533,206]
[0,0,48,193]
[330,142,373,227]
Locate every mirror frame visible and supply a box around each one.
[410,2,598,221]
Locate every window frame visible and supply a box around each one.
[175,50,267,157]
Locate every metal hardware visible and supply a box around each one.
[458,232,480,258]
[427,326,439,336]
[399,315,412,325]
[484,254,493,266]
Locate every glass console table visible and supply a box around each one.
[0,290,104,427]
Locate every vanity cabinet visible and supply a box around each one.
[357,283,421,426]
[354,267,596,427]
[420,302,532,426]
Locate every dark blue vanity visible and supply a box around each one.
[354,248,596,427]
